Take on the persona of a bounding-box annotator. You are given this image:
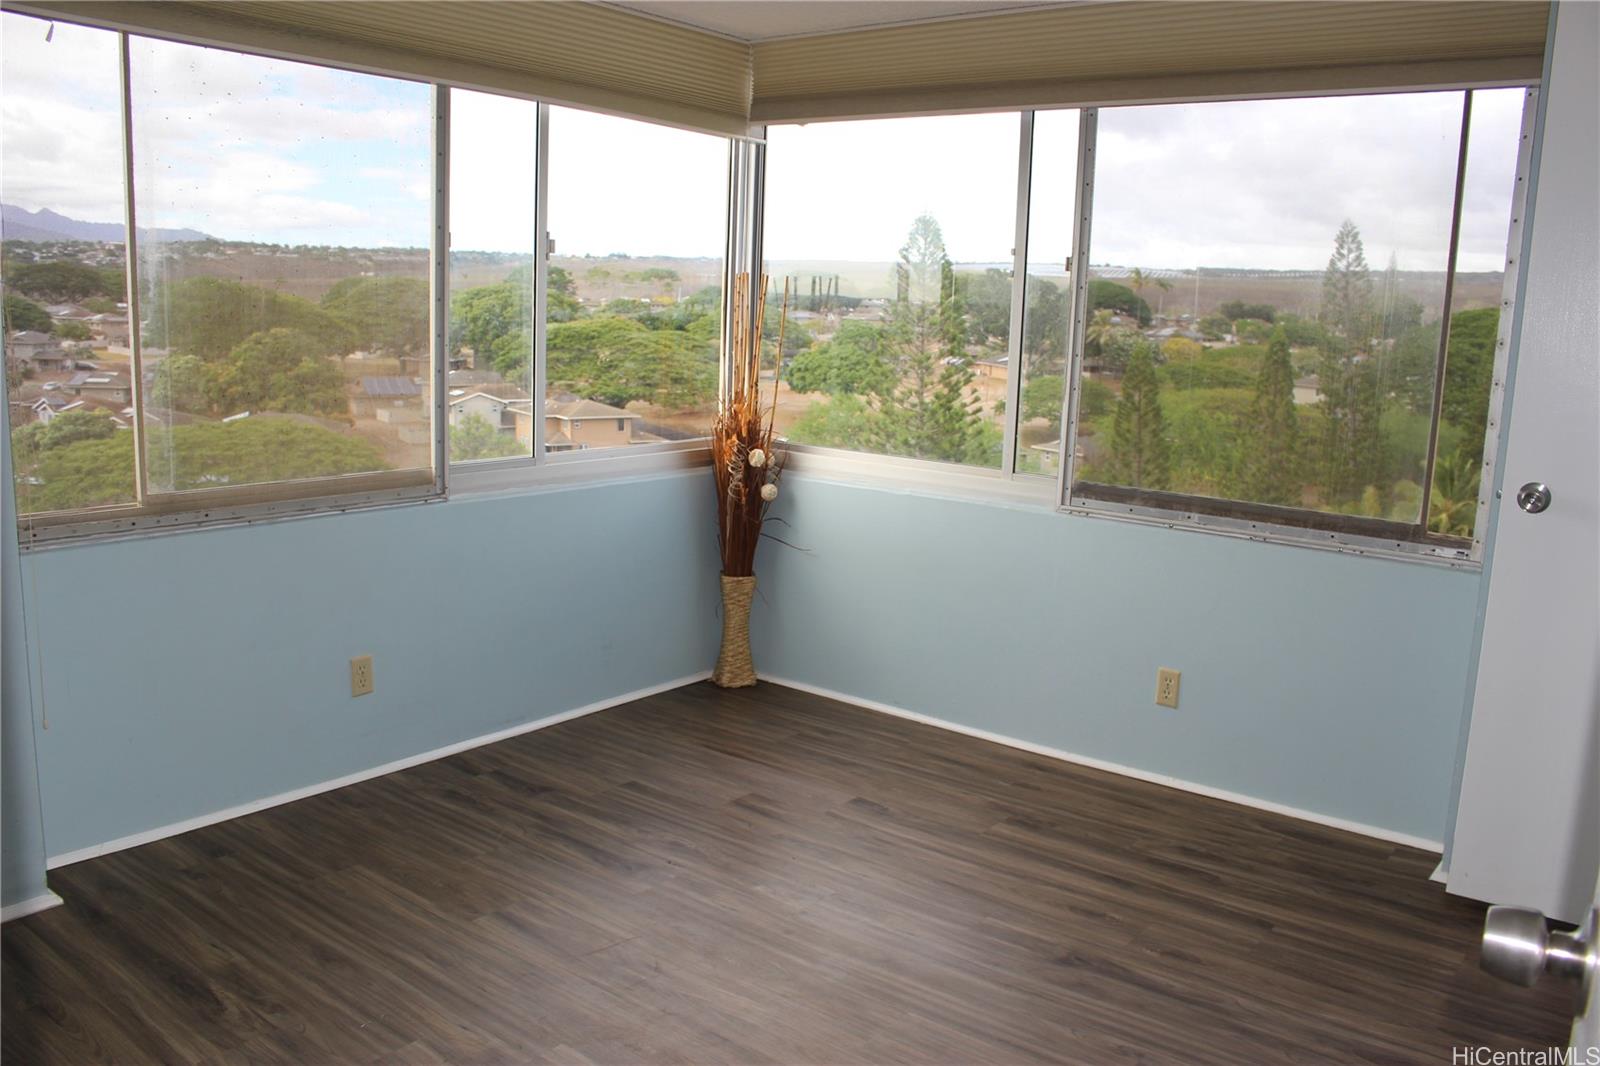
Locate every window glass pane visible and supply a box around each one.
[131,38,433,493]
[447,88,535,462]
[544,106,724,455]
[1017,109,1080,476]
[1428,88,1527,540]
[1078,92,1465,523]
[2,15,136,514]
[765,114,1018,470]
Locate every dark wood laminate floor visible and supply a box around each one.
[2,682,1573,1065]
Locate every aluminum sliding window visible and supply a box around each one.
[758,85,1535,562]
[3,13,738,542]
[3,12,443,542]
[762,114,1019,470]
[1057,88,1535,556]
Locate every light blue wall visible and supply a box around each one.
[9,463,1484,866]
[750,477,1482,844]
[21,472,720,860]
[2,396,53,908]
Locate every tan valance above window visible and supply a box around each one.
[750,0,1551,123]
[1,0,755,137]
[2,1,1550,132]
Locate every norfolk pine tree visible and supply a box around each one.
[1317,220,1384,503]
[1242,325,1300,505]
[1108,342,1171,489]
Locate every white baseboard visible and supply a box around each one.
[2,891,63,923]
[47,671,712,870]
[764,676,1444,854]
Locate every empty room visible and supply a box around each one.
[2,0,1597,1062]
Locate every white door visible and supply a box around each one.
[1447,0,1599,925]
[1574,870,1599,1056]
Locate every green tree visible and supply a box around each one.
[1320,219,1373,347]
[449,413,523,461]
[147,353,212,413]
[545,316,715,410]
[1022,278,1070,373]
[1428,446,1480,537]
[1078,377,1114,418]
[209,328,348,416]
[1317,220,1383,503]
[1087,279,1152,326]
[785,321,894,396]
[36,409,120,450]
[546,264,581,322]
[870,218,995,465]
[54,319,92,341]
[1022,374,1065,431]
[1106,342,1170,489]
[6,259,121,302]
[451,281,530,360]
[1218,300,1276,323]
[321,275,430,355]
[3,291,53,333]
[787,393,879,452]
[144,277,352,361]
[1439,307,1499,454]
[1241,326,1300,505]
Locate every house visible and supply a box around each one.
[64,369,132,404]
[86,313,130,346]
[447,383,530,436]
[507,392,657,451]
[973,355,1008,380]
[1293,374,1322,405]
[6,330,71,372]
[447,368,506,389]
[26,395,75,423]
[352,375,422,416]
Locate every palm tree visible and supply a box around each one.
[1128,267,1149,300]
[1086,308,1118,350]
[1428,447,1481,537]
[1153,276,1173,316]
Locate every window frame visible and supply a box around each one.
[8,20,735,548]
[755,87,1540,570]
[1053,90,1540,567]
[4,12,1540,568]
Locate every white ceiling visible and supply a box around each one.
[606,1,1072,42]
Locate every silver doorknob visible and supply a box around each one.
[1516,481,1552,513]
[1481,905,1597,1003]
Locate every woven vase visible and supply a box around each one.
[712,573,758,688]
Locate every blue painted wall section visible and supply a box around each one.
[2,396,53,908]
[750,477,1482,844]
[21,473,720,860]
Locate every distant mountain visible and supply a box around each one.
[1,204,211,244]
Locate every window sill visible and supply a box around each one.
[772,445,1482,572]
[1061,494,1483,571]
[447,439,711,497]
[17,443,713,551]
[777,444,1058,509]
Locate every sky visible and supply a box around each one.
[764,88,1525,274]
[1,12,1524,271]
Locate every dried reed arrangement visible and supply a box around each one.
[712,272,788,578]
[710,274,787,688]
